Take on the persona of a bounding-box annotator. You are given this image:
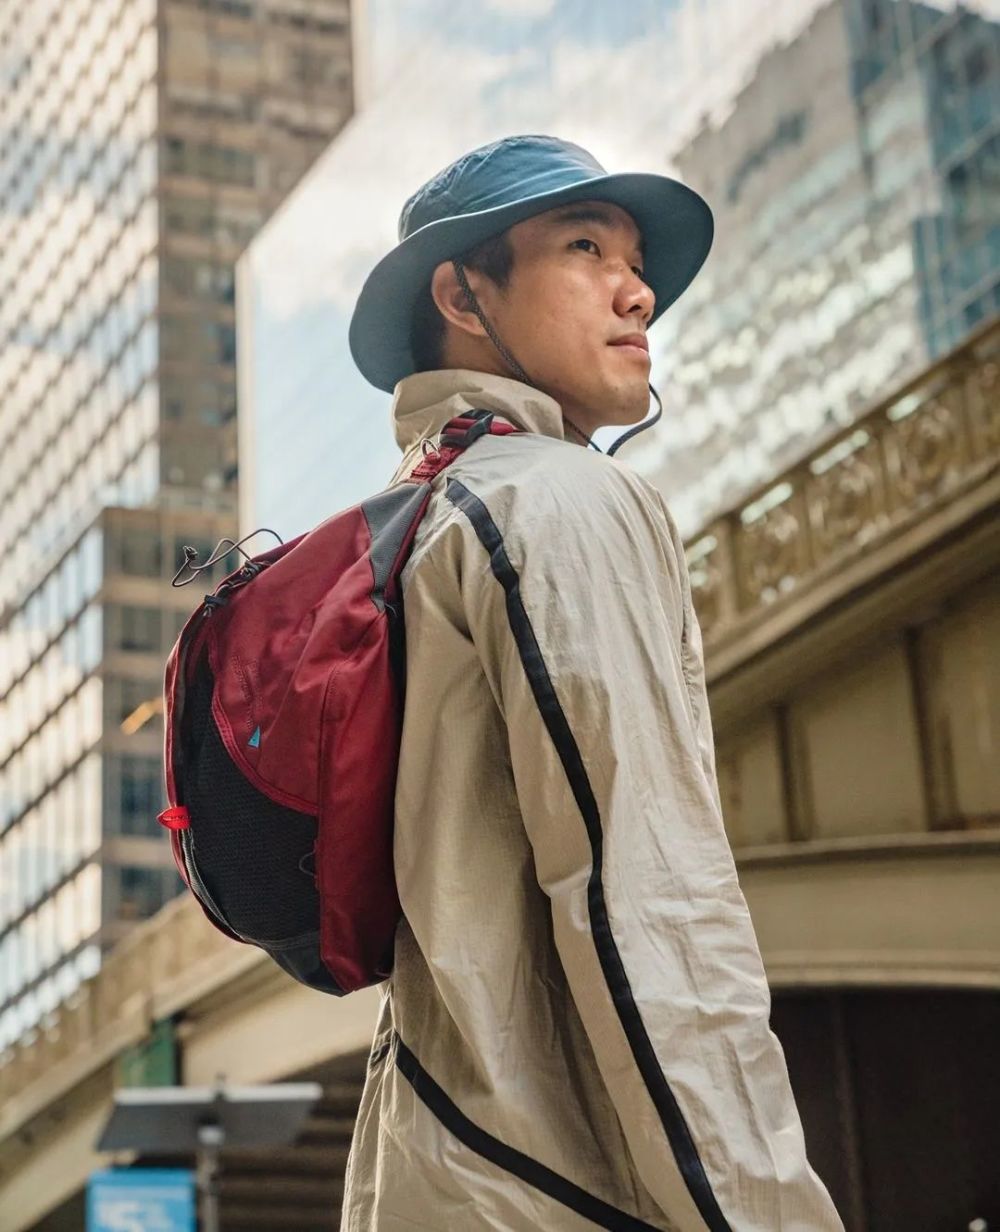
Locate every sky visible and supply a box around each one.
[237,0,994,537]
[240,0,835,533]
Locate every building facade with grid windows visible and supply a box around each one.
[0,0,355,1051]
[641,0,1000,528]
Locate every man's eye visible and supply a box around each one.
[632,266,645,279]
[570,238,600,254]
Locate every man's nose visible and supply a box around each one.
[615,265,655,324]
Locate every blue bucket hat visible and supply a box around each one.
[349,134,713,393]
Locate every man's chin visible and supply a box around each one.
[608,384,652,426]
[553,377,649,431]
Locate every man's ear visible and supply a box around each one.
[429,261,488,339]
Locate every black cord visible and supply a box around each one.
[171,527,284,588]
[605,383,663,457]
[451,260,662,456]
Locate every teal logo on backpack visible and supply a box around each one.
[248,726,261,749]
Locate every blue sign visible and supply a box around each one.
[87,1169,195,1232]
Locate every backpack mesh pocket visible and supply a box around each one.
[181,654,320,945]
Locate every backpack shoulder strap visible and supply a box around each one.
[406,408,521,483]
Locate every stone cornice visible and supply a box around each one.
[684,316,999,681]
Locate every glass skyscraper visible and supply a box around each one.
[638,0,1000,531]
[0,0,355,1050]
[238,0,998,539]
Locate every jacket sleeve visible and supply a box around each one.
[447,460,845,1232]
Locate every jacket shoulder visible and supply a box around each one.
[444,434,682,562]
[465,432,663,507]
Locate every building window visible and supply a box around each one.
[161,316,237,365]
[171,0,255,15]
[118,605,162,652]
[119,756,165,836]
[172,607,194,639]
[119,526,162,576]
[75,606,104,675]
[164,137,256,187]
[215,201,262,250]
[162,256,236,304]
[163,193,215,239]
[162,193,262,250]
[209,320,236,364]
[114,865,179,920]
[284,44,343,88]
[161,376,238,427]
[109,676,163,725]
[209,33,259,65]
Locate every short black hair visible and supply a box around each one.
[409,230,516,373]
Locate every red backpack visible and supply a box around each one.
[158,410,520,995]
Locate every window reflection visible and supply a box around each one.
[118,525,161,576]
[112,865,178,921]
[118,756,165,836]
[77,862,101,938]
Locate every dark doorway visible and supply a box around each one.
[771,987,1000,1232]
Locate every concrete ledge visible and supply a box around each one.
[746,845,1000,989]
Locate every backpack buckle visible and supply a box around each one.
[440,409,494,449]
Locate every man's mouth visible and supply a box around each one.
[609,333,650,358]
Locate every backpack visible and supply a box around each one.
[158,409,521,995]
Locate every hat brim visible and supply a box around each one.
[349,172,713,393]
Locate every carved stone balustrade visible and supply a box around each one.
[685,317,999,664]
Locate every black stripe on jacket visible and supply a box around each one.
[395,1033,664,1231]
[446,476,732,1232]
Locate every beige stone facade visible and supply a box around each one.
[2,319,997,1229]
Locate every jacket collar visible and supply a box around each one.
[391,369,566,457]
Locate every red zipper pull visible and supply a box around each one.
[158,805,191,831]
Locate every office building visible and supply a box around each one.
[641,0,1000,529]
[0,0,355,1049]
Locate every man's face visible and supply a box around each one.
[471,200,655,432]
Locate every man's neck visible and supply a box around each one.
[562,415,594,449]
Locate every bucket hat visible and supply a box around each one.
[349,134,713,393]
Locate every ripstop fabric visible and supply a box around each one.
[339,368,845,1232]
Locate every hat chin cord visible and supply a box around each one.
[452,261,662,458]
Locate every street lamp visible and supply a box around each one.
[96,1078,322,1232]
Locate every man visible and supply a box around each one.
[341,135,844,1231]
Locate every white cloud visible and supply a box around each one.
[484,0,558,13]
[244,0,838,327]
[241,0,947,534]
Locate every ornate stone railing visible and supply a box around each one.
[684,315,999,649]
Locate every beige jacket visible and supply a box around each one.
[340,369,844,1231]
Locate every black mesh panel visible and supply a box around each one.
[181,649,320,944]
